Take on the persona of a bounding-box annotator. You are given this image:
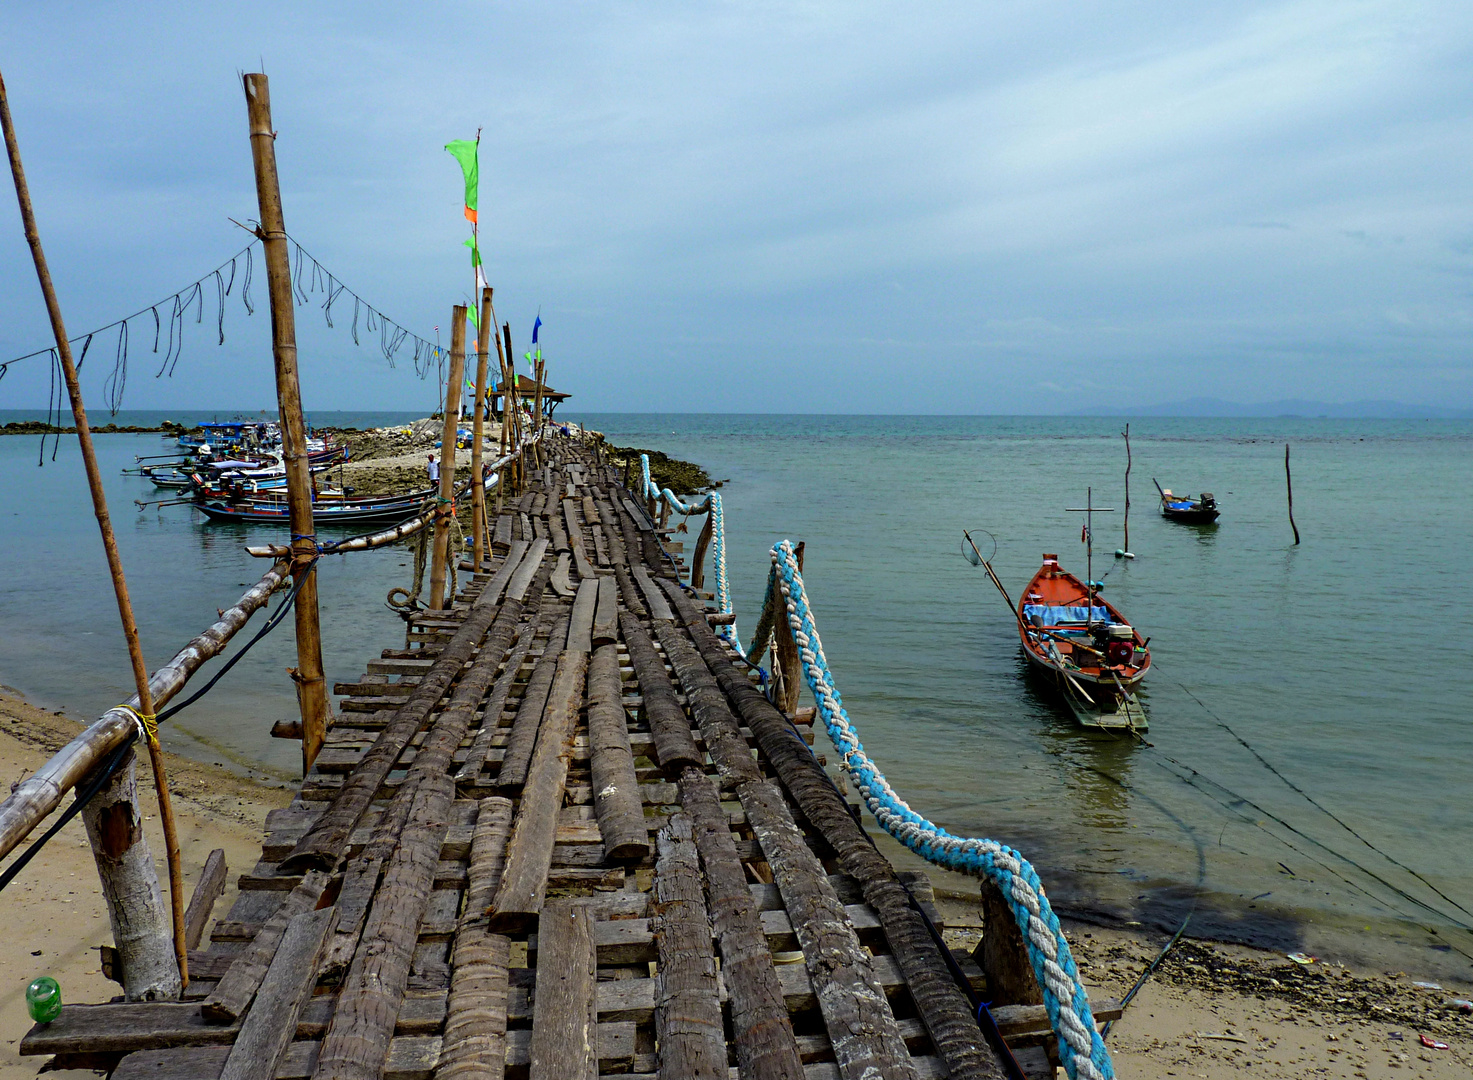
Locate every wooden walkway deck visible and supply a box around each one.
[20,435,1088,1080]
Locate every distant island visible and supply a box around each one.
[1083,397,1473,419]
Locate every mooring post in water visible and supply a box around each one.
[244,73,331,775]
[1285,442,1300,545]
[1122,422,1132,554]
[471,287,493,571]
[430,307,468,608]
[2,67,186,993]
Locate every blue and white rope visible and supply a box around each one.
[767,539,1115,1080]
[638,454,738,647]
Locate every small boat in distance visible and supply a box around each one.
[1154,478,1220,523]
[1017,554,1150,731]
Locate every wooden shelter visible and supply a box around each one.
[493,374,569,420]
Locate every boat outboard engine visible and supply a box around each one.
[1105,624,1135,667]
[1199,492,1215,509]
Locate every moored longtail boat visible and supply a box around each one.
[1017,553,1150,731]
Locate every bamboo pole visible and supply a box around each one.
[503,322,520,490]
[430,307,468,608]
[1,66,189,991]
[1285,443,1300,545]
[471,288,493,571]
[243,73,331,776]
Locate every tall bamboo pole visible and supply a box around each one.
[429,308,467,608]
[471,287,493,570]
[243,74,331,775]
[503,322,521,489]
[1,68,187,989]
[1122,423,1131,554]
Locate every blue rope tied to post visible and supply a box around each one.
[638,453,738,648]
[765,539,1115,1080]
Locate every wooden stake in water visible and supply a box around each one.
[243,73,331,775]
[1,67,188,988]
[429,307,467,608]
[1285,443,1300,545]
[1122,423,1132,554]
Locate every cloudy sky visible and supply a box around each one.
[1,1,1470,413]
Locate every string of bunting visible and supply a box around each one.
[2,232,450,458]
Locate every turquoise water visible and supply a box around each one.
[2,410,1471,978]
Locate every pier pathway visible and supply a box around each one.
[19,435,1101,1080]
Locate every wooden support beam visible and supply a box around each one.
[219,906,336,1080]
[430,306,468,610]
[183,849,228,952]
[976,881,1043,1007]
[527,899,597,1080]
[653,813,725,1080]
[587,644,649,862]
[618,614,701,775]
[488,651,589,932]
[689,511,714,590]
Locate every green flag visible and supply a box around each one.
[445,139,479,223]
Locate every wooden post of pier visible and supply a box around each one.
[772,541,804,714]
[430,308,467,608]
[244,73,331,776]
[1285,443,1300,545]
[533,358,545,460]
[2,68,186,994]
[503,322,520,491]
[471,287,493,571]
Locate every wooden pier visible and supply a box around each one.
[16,434,1109,1080]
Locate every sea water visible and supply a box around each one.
[1,410,1470,979]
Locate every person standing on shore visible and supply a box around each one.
[426,453,440,486]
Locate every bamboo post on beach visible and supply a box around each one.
[244,72,331,777]
[1122,423,1131,554]
[2,68,186,993]
[471,288,493,571]
[1285,442,1300,545]
[430,307,468,608]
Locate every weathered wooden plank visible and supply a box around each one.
[631,565,673,620]
[488,651,590,932]
[202,871,328,1023]
[494,513,513,548]
[437,797,514,1080]
[741,780,915,1080]
[568,577,597,654]
[620,614,701,774]
[653,622,760,786]
[659,578,1006,1080]
[549,552,575,598]
[481,540,530,608]
[591,575,618,647]
[505,1021,634,1076]
[676,767,803,1080]
[495,627,564,790]
[653,814,725,1080]
[456,619,540,784]
[587,644,649,861]
[505,538,549,603]
[613,564,646,619]
[184,848,228,951]
[280,581,507,874]
[527,899,597,1080]
[219,906,337,1080]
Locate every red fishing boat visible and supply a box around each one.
[1017,553,1150,731]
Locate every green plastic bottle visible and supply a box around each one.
[26,977,61,1024]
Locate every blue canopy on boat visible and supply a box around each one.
[1022,604,1112,625]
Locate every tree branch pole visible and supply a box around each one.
[243,73,331,775]
[503,322,521,489]
[1122,423,1131,554]
[430,307,468,608]
[1285,443,1300,545]
[471,288,493,570]
[1,67,187,990]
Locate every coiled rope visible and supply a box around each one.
[637,454,737,648]
[766,538,1114,1080]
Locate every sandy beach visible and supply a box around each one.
[0,690,292,1080]
[1,685,1467,1079]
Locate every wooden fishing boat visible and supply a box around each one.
[1155,480,1220,524]
[191,492,426,526]
[1017,554,1150,732]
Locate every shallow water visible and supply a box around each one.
[2,410,1470,978]
[577,413,1473,980]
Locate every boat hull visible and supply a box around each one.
[192,499,422,526]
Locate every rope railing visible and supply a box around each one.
[762,539,1114,1080]
[636,454,737,647]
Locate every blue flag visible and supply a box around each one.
[532,315,542,344]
